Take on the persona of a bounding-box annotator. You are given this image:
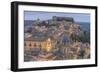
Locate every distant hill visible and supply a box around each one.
[76,22,90,31]
[24,20,90,32]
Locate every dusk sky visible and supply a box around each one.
[24,11,90,22]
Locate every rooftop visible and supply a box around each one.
[25,30,53,41]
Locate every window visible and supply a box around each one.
[29,43,31,47]
[24,42,26,46]
[34,43,37,47]
[39,44,41,48]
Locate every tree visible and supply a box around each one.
[78,31,90,43]
[70,30,90,43]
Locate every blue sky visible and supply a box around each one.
[24,11,90,22]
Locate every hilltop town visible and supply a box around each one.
[24,16,90,61]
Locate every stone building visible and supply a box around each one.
[24,32,56,52]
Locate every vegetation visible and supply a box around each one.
[70,30,90,43]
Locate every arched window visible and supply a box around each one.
[24,42,26,46]
[34,43,37,47]
[39,44,41,48]
[29,43,31,47]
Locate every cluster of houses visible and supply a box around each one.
[24,16,90,61]
[25,16,75,51]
